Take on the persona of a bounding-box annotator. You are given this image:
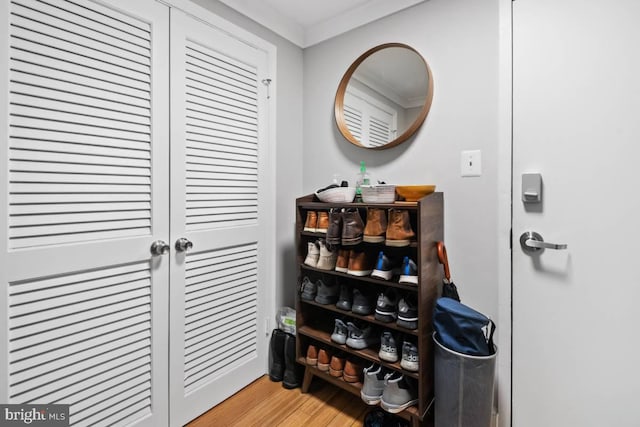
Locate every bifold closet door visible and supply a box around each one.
[0,1,170,426]
[168,8,270,426]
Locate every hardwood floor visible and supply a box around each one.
[186,375,371,427]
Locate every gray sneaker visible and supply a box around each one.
[300,276,316,301]
[335,284,352,311]
[378,331,398,363]
[331,318,348,345]
[360,363,386,405]
[314,278,339,305]
[380,373,418,413]
[397,295,418,330]
[351,288,373,315]
[346,322,379,350]
[374,288,398,323]
[400,341,419,372]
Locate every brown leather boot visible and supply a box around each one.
[303,211,317,232]
[326,209,342,245]
[305,344,318,366]
[316,211,329,234]
[335,248,350,273]
[341,208,364,246]
[347,249,374,276]
[329,354,346,377]
[343,358,363,383]
[363,208,387,243]
[317,348,332,372]
[385,209,415,247]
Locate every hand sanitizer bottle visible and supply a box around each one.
[355,161,370,202]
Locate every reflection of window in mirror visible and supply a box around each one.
[344,81,399,148]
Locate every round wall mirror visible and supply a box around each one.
[334,43,433,149]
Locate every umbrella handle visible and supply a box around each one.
[437,241,451,281]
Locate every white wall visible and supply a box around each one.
[188,0,304,309]
[303,0,500,320]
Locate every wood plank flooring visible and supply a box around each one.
[186,375,371,427]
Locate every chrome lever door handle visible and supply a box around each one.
[150,240,170,256]
[175,238,193,252]
[520,231,567,253]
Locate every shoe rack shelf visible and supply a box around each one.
[294,192,443,426]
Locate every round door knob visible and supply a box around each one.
[150,240,170,256]
[175,238,193,252]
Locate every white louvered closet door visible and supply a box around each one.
[169,9,270,426]
[0,1,170,426]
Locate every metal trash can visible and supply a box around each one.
[434,333,497,427]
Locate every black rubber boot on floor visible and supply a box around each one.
[269,329,286,382]
[282,332,303,389]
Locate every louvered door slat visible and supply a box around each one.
[11,97,151,129]
[11,1,150,56]
[11,23,150,74]
[10,201,150,215]
[187,90,257,118]
[11,127,151,152]
[187,143,257,159]
[11,65,150,106]
[71,371,151,414]
[11,138,151,160]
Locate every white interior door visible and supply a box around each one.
[169,9,271,426]
[0,0,170,426]
[512,1,640,425]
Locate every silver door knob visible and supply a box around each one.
[520,231,567,253]
[150,240,170,256]
[175,238,193,252]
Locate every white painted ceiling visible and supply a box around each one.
[218,0,427,48]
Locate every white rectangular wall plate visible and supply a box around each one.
[461,150,482,177]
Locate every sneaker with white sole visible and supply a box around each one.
[331,318,348,345]
[371,251,393,281]
[378,331,399,363]
[346,322,379,350]
[316,240,338,270]
[374,288,398,323]
[400,341,419,372]
[380,373,418,413]
[304,241,320,267]
[398,256,418,285]
[397,295,418,330]
[360,363,387,405]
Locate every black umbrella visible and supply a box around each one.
[437,242,460,301]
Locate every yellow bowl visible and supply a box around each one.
[395,185,436,202]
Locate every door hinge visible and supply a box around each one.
[265,316,271,336]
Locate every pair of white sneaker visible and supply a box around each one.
[303,239,337,270]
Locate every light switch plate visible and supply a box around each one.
[461,150,481,177]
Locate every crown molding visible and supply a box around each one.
[218,0,427,48]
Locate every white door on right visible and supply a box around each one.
[512,1,640,426]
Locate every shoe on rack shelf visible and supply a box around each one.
[342,208,364,246]
[371,251,394,281]
[331,318,348,345]
[304,240,320,267]
[336,284,352,311]
[329,353,346,378]
[361,363,387,405]
[343,358,363,383]
[305,343,318,366]
[300,276,317,301]
[380,372,418,413]
[316,211,329,234]
[303,211,318,232]
[326,208,343,245]
[374,288,398,323]
[314,278,339,305]
[400,341,419,372]
[352,288,373,315]
[396,295,418,330]
[346,322,380,350]
[398,256,418,285]
[316,240,338,270]
[385,209,415,247]
[363,208,387,243]
[378,331,399,363]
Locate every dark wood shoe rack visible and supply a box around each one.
[295,192,443,427]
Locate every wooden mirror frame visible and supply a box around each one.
[334,43,434,150]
